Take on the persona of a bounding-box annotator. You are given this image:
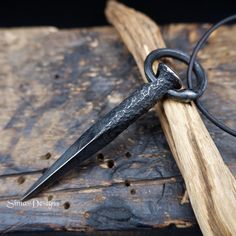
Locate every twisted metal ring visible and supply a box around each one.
[144,48,207,102]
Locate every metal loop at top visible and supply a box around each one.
[144,48,207,102]
[144,15,236,137]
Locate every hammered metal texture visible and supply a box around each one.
[22,63,181,200]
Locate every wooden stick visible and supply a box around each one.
[106,1,236,235]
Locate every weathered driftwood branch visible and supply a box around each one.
[106,1,236,235]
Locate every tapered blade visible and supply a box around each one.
[21,63,181,201]
[21,131,102,201]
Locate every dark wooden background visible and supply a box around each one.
[0,24,235,234]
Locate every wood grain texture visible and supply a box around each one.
[106,2,236,235]
[0,24,235,233]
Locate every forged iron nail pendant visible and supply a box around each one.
[21,63,181,201]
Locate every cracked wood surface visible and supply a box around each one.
[0,25,235,232]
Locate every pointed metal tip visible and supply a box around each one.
[21,187,38,202]
[21,175,50,202]
[20,194,30,202]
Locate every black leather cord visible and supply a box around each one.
[187,15,236,137]
[144,15,236,137]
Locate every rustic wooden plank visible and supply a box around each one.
[0,25,235,232]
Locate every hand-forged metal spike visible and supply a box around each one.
[21,63,181,201]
